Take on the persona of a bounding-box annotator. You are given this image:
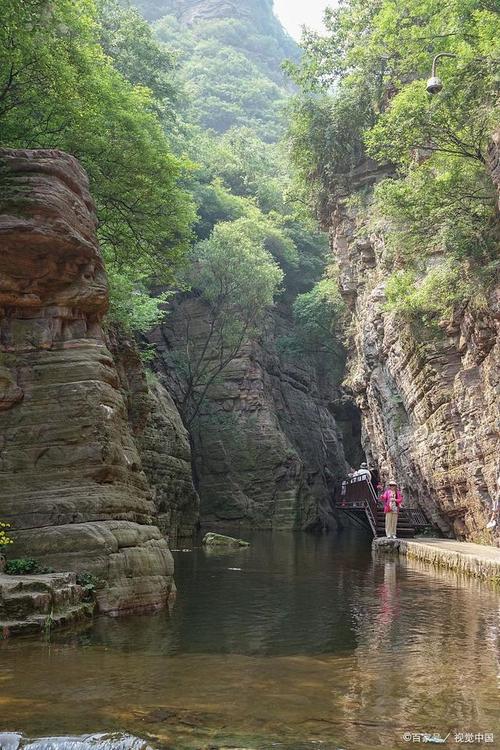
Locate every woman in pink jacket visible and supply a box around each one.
[380,480,403,538]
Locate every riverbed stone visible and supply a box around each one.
[0,733,155,750]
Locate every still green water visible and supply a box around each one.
[2,530,500,750]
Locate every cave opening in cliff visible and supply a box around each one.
[330,399,365,470]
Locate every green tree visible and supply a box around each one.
[173,219,283,426]
[0,0,195,331]
[288,0,500,329]
[277,276,346,384]
[292,277,346,354]
[153,10,296,141]
[97,0,178,116]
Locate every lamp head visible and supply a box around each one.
[426,76,443,95]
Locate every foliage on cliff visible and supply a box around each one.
[0,0,330,365]
[288,0,500,329]
[0,521,13,549]
[138,0,331,413]
[124,0,329,373]
[0,0,194,330]
[153,7,297,140]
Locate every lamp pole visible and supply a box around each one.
[431,52,457,78]
[426,53,457,95]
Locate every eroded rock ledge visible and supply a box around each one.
[0,149,177,614]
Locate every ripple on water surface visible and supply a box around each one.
[2,530,500,750]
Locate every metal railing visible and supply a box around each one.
[337,476,379,536]
[335,478,432,537]
[405,508,431,529]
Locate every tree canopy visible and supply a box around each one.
[0,0,332,366]
[173,219,284,425]
[153,9,297,141]
[288,0,500,329]
[0,0,195,330]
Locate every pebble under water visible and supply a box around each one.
[2,529,500,750]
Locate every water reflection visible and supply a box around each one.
[1,530,500,750]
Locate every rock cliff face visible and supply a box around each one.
[133,0,282,31]
[0,149,190,613]
[148,298,348,530]
[329,149,499,543]
[167,0,266,25]
[129,0,298,69]
[110,331,200,542]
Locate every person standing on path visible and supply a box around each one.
[380,480,403,538]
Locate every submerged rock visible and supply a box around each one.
[0,734,154,750]
[202,532,250,548]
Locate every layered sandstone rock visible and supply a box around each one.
[329,154,499,543]
[0,149,174,613]
[148,298,348,530]
[110,330,200,543]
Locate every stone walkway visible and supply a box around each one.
[374,537,500,580]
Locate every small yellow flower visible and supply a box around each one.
[0,520,13,547]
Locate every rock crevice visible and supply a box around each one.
[149,298,349,530]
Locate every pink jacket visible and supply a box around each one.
[380,489,403,514]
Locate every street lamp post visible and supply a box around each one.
[426,52,457,95]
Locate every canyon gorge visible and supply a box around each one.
[0,0,498,627]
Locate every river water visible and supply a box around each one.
[2,530,500,750]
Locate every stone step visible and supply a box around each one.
[0,572,94,638]
[1,571,79,592]
[0,591,52,619]
[1,604,93,638]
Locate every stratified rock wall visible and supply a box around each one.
[110,330,200,543]
[330,153,499,543]
[134,0,284,34]
[149,298,347,530]
[0,149,174,613]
